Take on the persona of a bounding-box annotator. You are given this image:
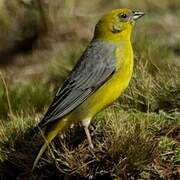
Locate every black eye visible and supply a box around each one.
[121,13,128,19]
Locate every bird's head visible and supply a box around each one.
[94,8,144,42]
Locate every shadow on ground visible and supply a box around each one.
[0,125,90,180]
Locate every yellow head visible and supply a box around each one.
[94,8,144,42]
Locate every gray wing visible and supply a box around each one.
[39,41,117,128]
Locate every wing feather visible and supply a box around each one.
[38,41,117,128]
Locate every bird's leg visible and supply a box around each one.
[84,126,94,149]
[82,118,94,149]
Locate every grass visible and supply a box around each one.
[0,109,179,179]
[0,0,180,179]
[44,110,177,179]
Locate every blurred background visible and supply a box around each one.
[0,0,179,78]
[0,0,179,117]
[0,0,179,114]
[0,0,179,179]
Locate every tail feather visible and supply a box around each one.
[32,118,69,171]
[32,138,50,171]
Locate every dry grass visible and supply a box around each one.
[1,109,179,179]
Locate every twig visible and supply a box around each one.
[0,72,14,118]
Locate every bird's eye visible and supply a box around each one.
[120,13,128,19]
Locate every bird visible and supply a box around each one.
[32,8,144,170]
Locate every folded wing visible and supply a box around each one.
[38,41,117,128]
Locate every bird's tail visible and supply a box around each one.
[32,117,69,171]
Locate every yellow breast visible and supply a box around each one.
[77,41,133,118]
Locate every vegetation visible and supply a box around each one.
[0,0,179,179]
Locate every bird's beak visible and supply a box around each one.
[133,11,145,20]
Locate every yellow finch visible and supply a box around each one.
[32,8,144,170]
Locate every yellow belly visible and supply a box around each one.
[74,48,134,120]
